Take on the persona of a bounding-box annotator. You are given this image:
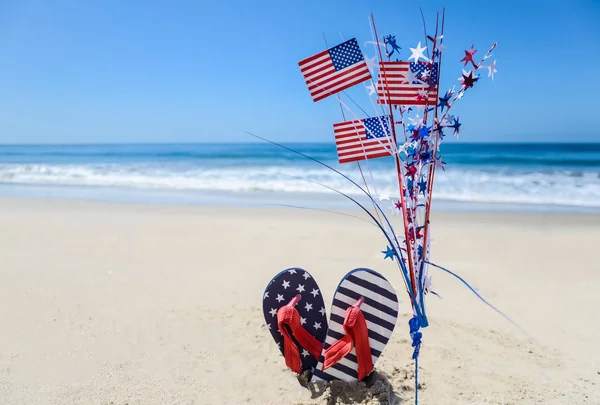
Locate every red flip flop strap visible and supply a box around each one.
[323,334,353,370]
[277,305,323,373]
[322,306,374,381]
[289,320,323,359]
[348,309,373,381]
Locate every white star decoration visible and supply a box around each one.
[319,307,326,316]
[310,288,319,298]
[408,41,429,63]
[296,284,305,293]
[402,69,421,85]
[263,292,269,299]
[300,317,306,325]
[302,272,310,280]
[288,269,297,274]
[365,82,376,96]
[282,280,290,289]
[365,55,377,73]
[301,349,310,358]
[313,322,322,330]
[487,60,497,80]
[275,294,284,303]
[269,308,277,317]
[304,303,313,312]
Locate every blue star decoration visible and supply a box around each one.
[449,117,461,135]
[417,179,428,195]
[438,90,452,111]
[382,246,395,260]
[384,34,402,57]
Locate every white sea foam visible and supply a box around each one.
[0,163,599,208]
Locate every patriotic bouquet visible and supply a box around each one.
[255,8,503,403]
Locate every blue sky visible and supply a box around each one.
[0,0,599,144]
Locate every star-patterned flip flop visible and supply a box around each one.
[262,268,328,375]
[312,268,399,382]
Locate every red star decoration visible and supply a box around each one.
[460,45,477,67]
[461,71,479,89]
[394,200,402,210]
[415,93,427,102]
[405,164,418,178]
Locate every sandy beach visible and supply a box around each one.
[0,197,599,404]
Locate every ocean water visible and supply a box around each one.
[0,142,599,212]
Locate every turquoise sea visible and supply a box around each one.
[1,142,599,212]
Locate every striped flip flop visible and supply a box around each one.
[312,268,399,382]
[263,268,328,375]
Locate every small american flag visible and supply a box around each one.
[298,38,371,102]
[333,116,395,164]
[376,61,439,106]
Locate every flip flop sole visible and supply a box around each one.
[312,268,399,382]
[262,268,328,373]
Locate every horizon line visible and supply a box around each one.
[1,140,600,146]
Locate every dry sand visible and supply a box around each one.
[0,197,599,404]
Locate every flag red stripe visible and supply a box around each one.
[308,64,370,93]
[339,151,393,164]
[298,49,329,69]
[312,71,371,102]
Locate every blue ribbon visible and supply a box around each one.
[409,316,422,360]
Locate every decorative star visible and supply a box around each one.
[384,34,402,57]
[460,45,477,67]
[310,288,319,297]
[365,55,378,73]
[275,294,284,303]
[417,179,427,195]
[487,60,497,80]
[300,317,306,325]
[438,90,452,111]
[263,292,269,299]
[282,280,290,289]
[304,303,313,312]
[460,70,479,89]
[302,272,310,280]
[288,269,297,274]
[365,82,376,96]
[405,164,418,177]
[395,200,402,210]
[319,307,326,316]
[382,245,395,260]
[269,308,277,317]
[434,156,447,170]
[296,284,305,293]
[408,41,429,63]
[415,89,428,102]
[313,322,322,330]
[449,117,461,135]
[401,68,421,85]
[301,349,310,357]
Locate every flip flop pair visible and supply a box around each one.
[262,268,399,382]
